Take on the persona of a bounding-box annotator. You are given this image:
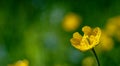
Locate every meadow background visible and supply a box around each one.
[0,0,120,66]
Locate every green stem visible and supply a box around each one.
[92,48,100,66]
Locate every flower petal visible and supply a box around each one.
[93,27,101,44]
[70,38,80,49]
[73,32,82,40]
[82,26,92,35]
[92,27,101,36]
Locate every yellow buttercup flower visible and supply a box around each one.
[70,26,101,51]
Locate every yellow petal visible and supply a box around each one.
[79,38,90,51]
[89,35,95,45]
[82,26,92,35]
[73,32,82,40]
[92,27,101,36]
[70,38,80,49]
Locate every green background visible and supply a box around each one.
[0,0,120,66]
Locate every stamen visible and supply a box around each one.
[86,38,91,45]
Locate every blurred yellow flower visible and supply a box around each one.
[70,26,101,51]
[8,59,29,66]
[82,57,96,66]
[105,16,120,41]
[96,31,114,52]
[62,13,82,32]
[105,16,119,36]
